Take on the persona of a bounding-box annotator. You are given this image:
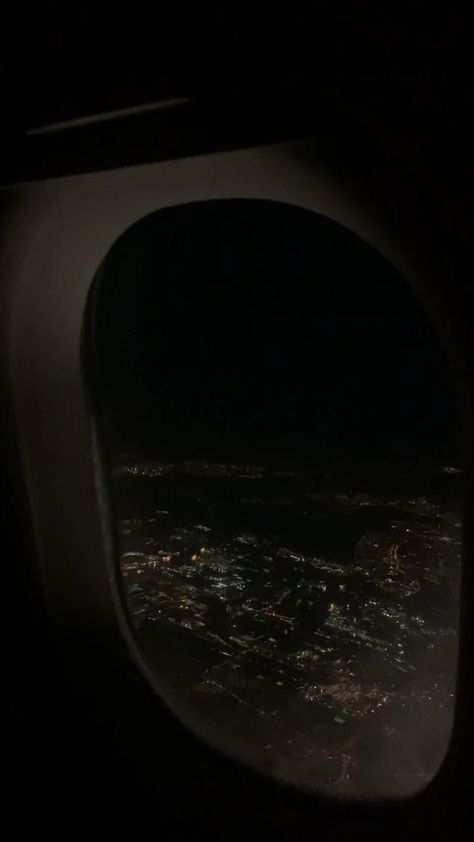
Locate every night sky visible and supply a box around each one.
[88,199,459,463]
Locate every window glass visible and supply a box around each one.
[86,200,461,799]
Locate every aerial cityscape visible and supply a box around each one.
[112,454,461,799]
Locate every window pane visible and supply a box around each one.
[86,200,461,799]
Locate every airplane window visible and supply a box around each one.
[85,199,462,799]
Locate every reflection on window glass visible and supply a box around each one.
[86,200,462,799]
